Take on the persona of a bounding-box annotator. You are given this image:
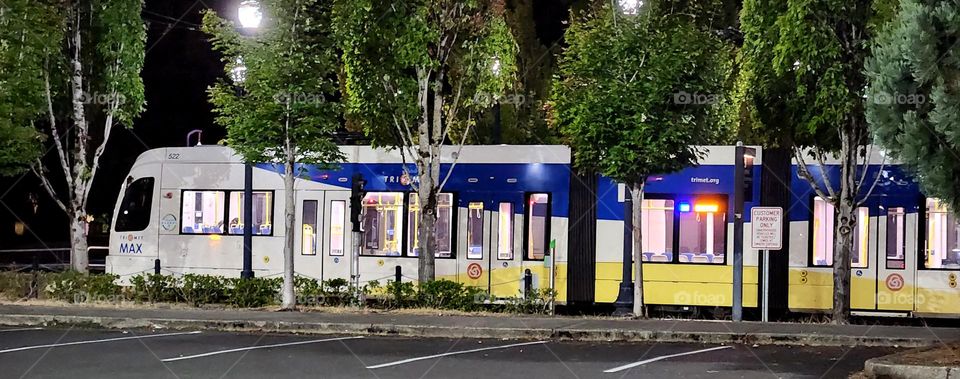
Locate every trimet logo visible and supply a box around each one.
[118,234,145,254]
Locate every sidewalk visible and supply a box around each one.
[0,304,956,347]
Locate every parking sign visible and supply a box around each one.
[751,207,783,250]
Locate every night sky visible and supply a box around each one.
[0,0,573,249]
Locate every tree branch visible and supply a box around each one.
[31,163,67,213]
[811,146,837,199]
[44,66,73,190]
[793,146,834,202]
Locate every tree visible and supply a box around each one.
[203,0,344,310]
[738,0,894,323]
[866,0,960,211]
[552,0,732,316]
[335,0,517,281]
[0,0,49,176]
[0,0,146,271]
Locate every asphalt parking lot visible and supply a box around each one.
[0,326,893,378]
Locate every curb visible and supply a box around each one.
[0,313,935,348]
[865,357,960,379]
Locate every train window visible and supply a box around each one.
[227,191,273,235]
[467,202,484,259]
[886,207,906,269]
[851,207,869,268]
[115,177,155,232]
[640,199,674,262]
[498,202,514,260]
[329,200,346,256]
[526,193,550,260]
[407,193,454,258]
[181,191,226,234]
[301,200,318,255]
[361,192,404,256]
[678,200,725,264]
[811,197,870,267]
[923,199,960,269]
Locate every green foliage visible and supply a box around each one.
[552,1,732,184]
[383,280,417,309]
[180,274,227,307]
[417,279,483,311]
[130,274,180,303]
[865,0,960,212]
[334,0,518,147]
[42,271,120,303]
[0,272,39,300]
[504,288,556,315]
[228,277,281,308]
[202,0,344,167]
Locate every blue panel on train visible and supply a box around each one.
[254,162,572,217]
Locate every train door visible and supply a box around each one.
[850,207,877,310]
[458,198,491,291]
[876,205,917,311]
[322,191,351,281]
[296,191,326,280]
[490,199,523,299]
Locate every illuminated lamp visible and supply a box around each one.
[14,222,25,236]
[678,202,691,213]
[694,203,719,213]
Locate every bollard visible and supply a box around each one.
[395,265,402,283]
[154,259,161,275]
[523,269,532,299]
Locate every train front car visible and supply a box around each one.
[106,145,572,302]
[586,146,763,316]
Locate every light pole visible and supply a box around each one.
[236,0,259,279]
[613,185,634,316]
[733,141,745,321]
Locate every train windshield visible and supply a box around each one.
[115,177,154,232]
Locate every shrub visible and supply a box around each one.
[417,279,483,311]
[0,271,38,300]
[180,274,226,307]
[45,271,87,302]
[130,274,180,303]
[82,274,121,302]
[294,276,323,305]
[228,277,279,308]
[504,288,556,315]
[383,280,416,309]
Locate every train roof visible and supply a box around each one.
[133,145,573,165]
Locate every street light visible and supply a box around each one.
[238,0,262,29]
[236,0,259,280]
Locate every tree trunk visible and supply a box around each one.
[832,129,857,324]
[69,208,89,272]
[631,181,646,317]
[281,126,296,310]
[417,165,438,282]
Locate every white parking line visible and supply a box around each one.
[366,340,549,369]
[0,327,43,333]
[0,331,202,354]
[161,336,364,362]
[603,345,734,373]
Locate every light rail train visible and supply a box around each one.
[107,145,960,317]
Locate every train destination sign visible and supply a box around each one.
[751,207,783,250]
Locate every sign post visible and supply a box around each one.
[750,206,783,322]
